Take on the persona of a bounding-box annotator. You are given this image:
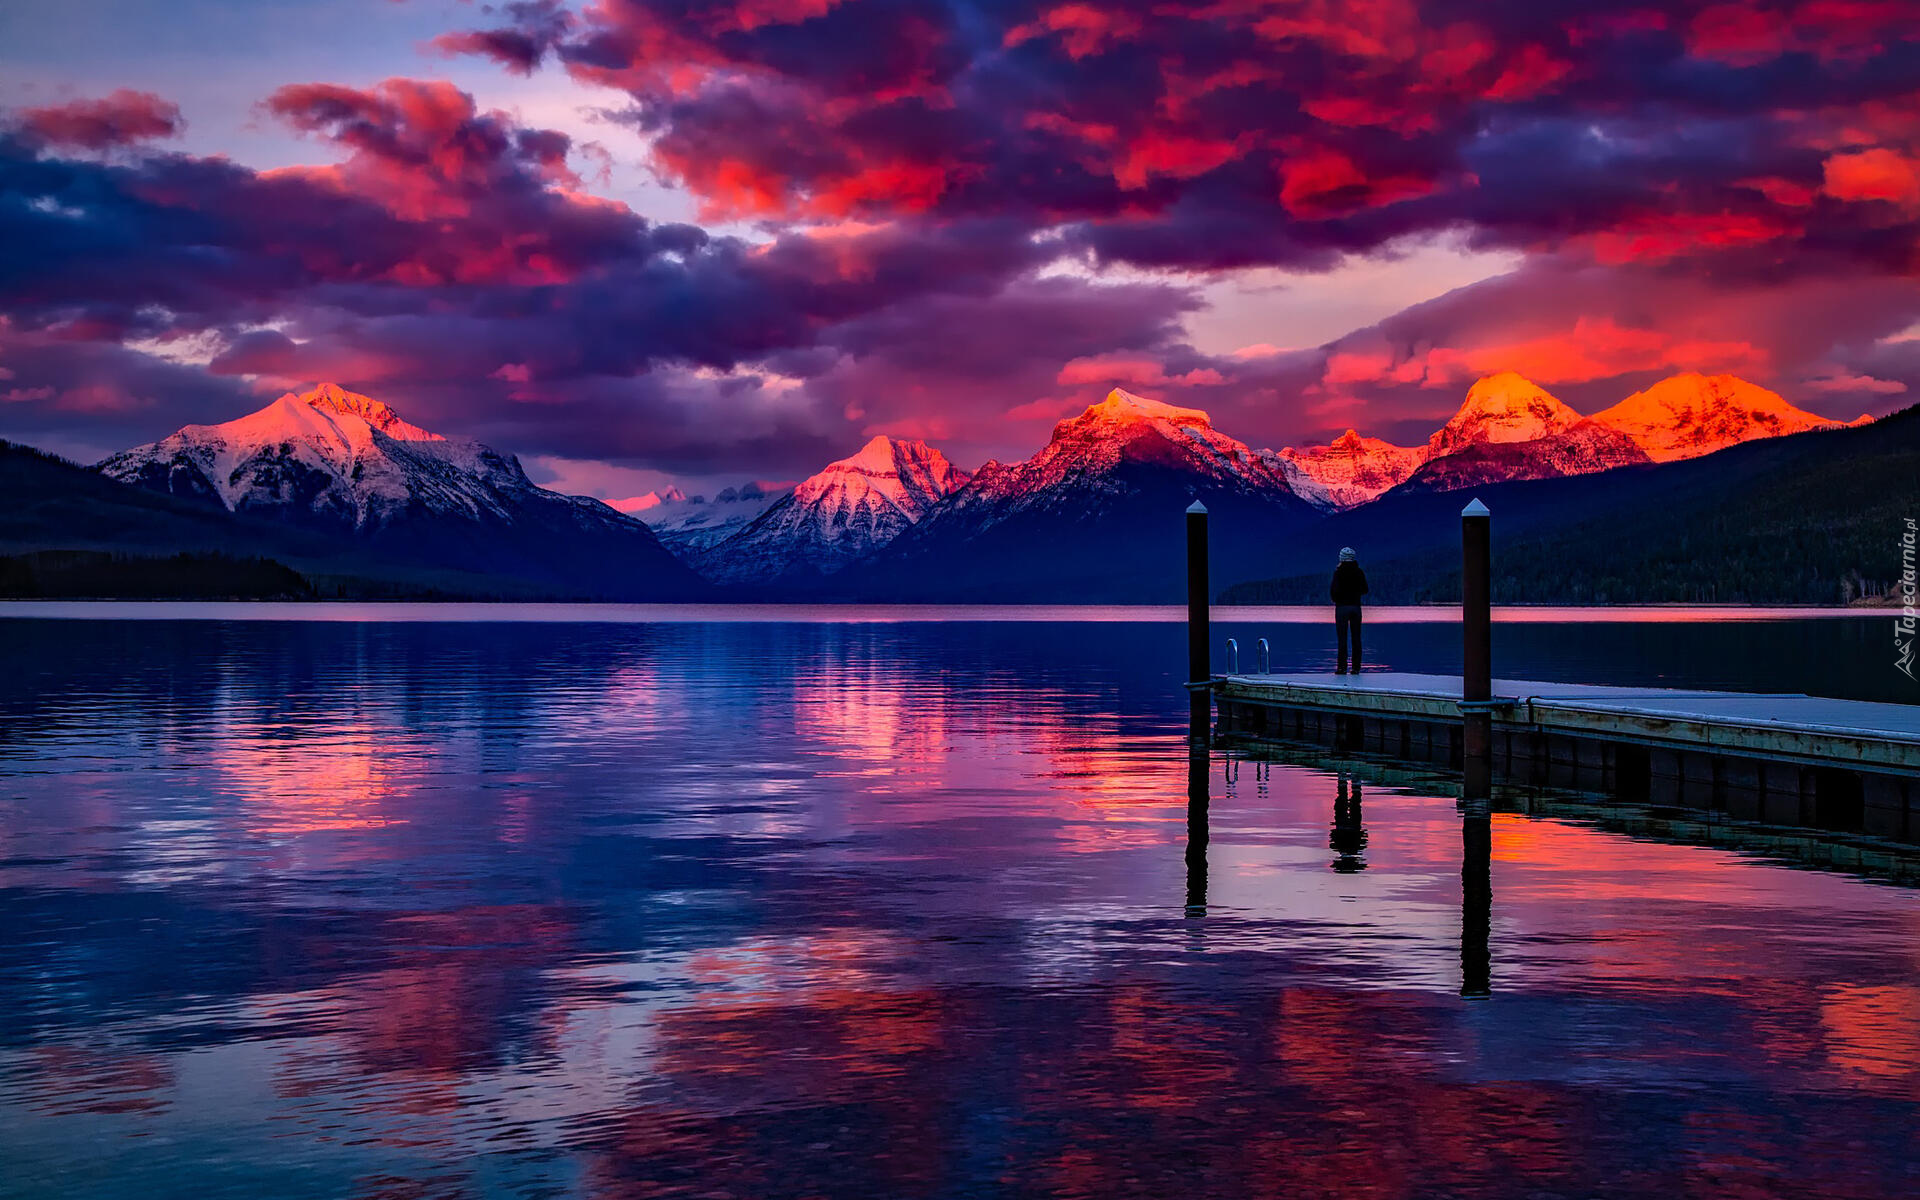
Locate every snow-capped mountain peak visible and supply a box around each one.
[300,382,442,442]
[794,435,968,521]
[1427,372,1583,458]
[1591,373,1857,462]
[1277,428,1426,509]
[694,435,972,583]
[634,481,789,555]
[1075,387,1213,430]
[94,382,704,597]
[98,383,546,530]
[1001,388,1294,495]
[620,485,688,512]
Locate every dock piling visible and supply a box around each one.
[1187,501,1211,734]
[1461,806,1492,998]
[1186,741,1209,915]
[1461,498,1493,798]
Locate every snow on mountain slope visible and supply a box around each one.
[1387,373,1650,495]
[961,388,1298,511]
[1394,419,1651,495]
[1277,430,1425,509]
[633,482,791,557]
[698,436,970,583]
[1424,372,1585,459]
[1591,373,1866,462]
[98,383,530,529]
[96,384,704,597]
[843,389,1319,602]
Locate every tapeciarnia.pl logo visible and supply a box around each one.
[1898,517,1917,680]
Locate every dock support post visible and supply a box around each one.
[1461,498,1493,800]
[1187,501,1211,736]
[1461,805,1492,998]
[1186,741,1209,916]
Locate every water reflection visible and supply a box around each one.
[1330,773,1368,873]
[1185,741,1208,917]
[0,617,1916,1199]
[1461,803,1493,1000]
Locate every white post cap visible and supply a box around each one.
[1186,501,1208,514]
[1461,498,1490,517]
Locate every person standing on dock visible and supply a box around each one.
[1330,547,1368,675]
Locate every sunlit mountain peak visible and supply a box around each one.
[1592,372,1856,462]
[1430,373,1584,456]
[296,383,442,443]
[1074,387,1214,432]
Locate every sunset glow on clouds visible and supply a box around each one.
[2,0,1918,491]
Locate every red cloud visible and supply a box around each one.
[1823,148,1920,208]
[1586,212,1799,265]
[427,0,1920,283]
[17,90,184,149]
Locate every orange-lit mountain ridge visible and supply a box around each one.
[1279,371,1869,508]
[1592,373,1871,462]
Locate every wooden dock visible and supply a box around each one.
[1213,672,1920,843]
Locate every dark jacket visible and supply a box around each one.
[1330,561,1369,606]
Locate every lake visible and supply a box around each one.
[1,606,1915,1199]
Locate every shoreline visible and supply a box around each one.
[0,599,1891,623]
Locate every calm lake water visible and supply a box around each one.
[1,607,1915,1199]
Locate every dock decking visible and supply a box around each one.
[1212,672,1919,843]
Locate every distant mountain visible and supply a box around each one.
[843,389,1318,601]
[1219,404,1916,606]
[699,436,969,585]
[1278,371,1866,508]
[96,384,706,599]
[632,482,791,558]
[1591,372,1867,462]
[0,438,503,597]
[1277,431,1424,510]
[1390,374,1650,496]
[1425,371,1585,455]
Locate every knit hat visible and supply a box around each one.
[1339,547,1357,562]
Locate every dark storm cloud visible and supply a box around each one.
[442,0,1920,273]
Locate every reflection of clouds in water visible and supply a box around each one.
[204,721,418,836]
[1821,983,1920,1095]
[1,620,1918,1198]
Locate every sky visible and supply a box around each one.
[2,0,1918,501]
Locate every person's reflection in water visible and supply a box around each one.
[1185,742,1209,917]
[1329,772,1367,873]
[1461,802,1493,999]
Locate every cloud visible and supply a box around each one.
[0,77,1216,478]
[1823,147,1920,210]
[428,0,574,75]
[1801,369,1908,396]
[1266,256,1920,443]
[435,0,1920,278]
[10,1,1920,485]
[14,90,184,150]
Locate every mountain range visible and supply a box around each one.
[0,371,1890,602]
[1275,371,1865,507]
[1221,400,1917,606]
[623,482,789,556]
[845,389,1319,600]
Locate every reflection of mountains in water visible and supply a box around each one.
[8,624,1919,1198]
